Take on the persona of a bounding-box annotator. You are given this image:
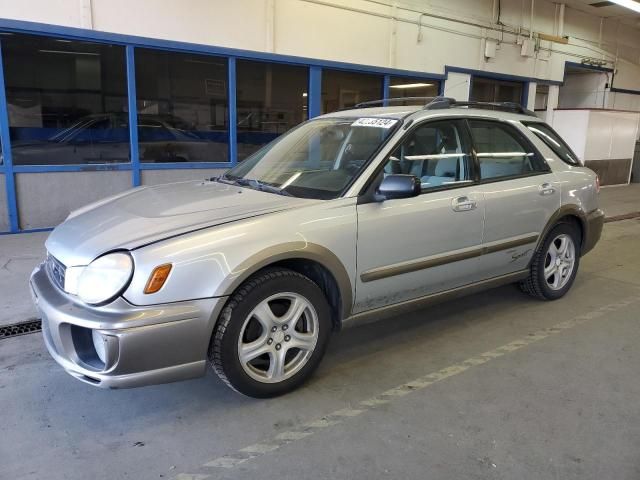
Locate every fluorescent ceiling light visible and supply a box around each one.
[609,0,640,13]
[38,49,99,56]
[302,92,308,97]
[389,83,434,89]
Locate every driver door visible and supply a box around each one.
[354,119,485,313]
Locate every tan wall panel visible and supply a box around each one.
[584,159,632,186]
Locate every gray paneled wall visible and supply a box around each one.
[16,171,132,230]
[141,169,227,186]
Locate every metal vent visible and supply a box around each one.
[589,1,615,7]
[0,319,42,339]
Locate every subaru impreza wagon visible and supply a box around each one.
[30,97,604,397]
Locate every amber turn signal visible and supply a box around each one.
[144,264,172,294]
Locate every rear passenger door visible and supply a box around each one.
[469,119,561,279]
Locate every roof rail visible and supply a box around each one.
[347,96,537,117]
[424,98,537,117]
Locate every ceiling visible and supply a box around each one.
[562,1,640,28]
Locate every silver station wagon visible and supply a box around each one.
[30,97,604,397]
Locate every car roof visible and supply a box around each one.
[320,104,541,124]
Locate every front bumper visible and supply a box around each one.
[582,208,605,256]
[30,262,226,388]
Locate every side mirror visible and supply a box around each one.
[376,174,421,201]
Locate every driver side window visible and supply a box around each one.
[383,120,471,190]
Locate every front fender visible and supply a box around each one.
[122,199,358,312]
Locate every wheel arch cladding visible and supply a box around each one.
[536,205,587,255]
[557,214,584,247]
[212,242,353,328]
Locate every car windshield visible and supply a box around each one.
[221,117,400,199]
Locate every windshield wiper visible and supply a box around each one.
[216,177,293,197]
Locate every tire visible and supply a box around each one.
[209,267,332,398]
[520,222,581,300]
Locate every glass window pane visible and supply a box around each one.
[135,48,228,163]
[236,60,308,161]
[3,34,129,165]
[469,120,542,180]
[384,121,470,190]
[525,122,580,165]
[471,77,523,104]
[321,70,383,113]
[224,117,398,200]
[388,76,439,105]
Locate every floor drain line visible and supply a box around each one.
[605,211,640,223]
[0,319,42,339]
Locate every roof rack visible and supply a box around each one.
[349,96,536,117]
[424,97,537,117]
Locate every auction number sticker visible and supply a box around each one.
[351,118,398,129]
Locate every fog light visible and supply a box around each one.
[92,330,107,364]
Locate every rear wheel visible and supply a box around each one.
[520,222,580,300]
[209,268,332,397]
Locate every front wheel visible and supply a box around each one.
[209,268,332,397]
[520,222,581,300]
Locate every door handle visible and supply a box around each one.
[451,195,477,212]
[538,182,556,196]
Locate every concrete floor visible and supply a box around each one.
[2,214,640,479]
[599,183,640,218]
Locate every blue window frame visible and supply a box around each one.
[0,19,448,233]
[2,33,130,167]
[134,48,230,165]
[236,59,309,161]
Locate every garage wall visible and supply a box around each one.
[15,171,132,229]
[0,0,638,86]
[0,0,639,232]
[0,174,8,232]
[559,71,609,109]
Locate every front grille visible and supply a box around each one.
[0,319,42,339]
[46,253,66,291]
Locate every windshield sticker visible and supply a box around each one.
[351,118,398,129]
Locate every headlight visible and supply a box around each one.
[77,252,133,305]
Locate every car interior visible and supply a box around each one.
[384,122,468,188]
[470,122,536,179]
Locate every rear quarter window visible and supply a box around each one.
[523,122,580,166]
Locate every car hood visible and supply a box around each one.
[46,180,316,266]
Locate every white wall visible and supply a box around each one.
[559,71,609,109]
[552,109,640,163]
[443,72,471,101]
[0,0,639,95]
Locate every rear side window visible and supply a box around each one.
[524,122,580,166]
[468,120,548,181]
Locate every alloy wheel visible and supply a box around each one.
[237,292,319,383]
[544,233,576,291]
